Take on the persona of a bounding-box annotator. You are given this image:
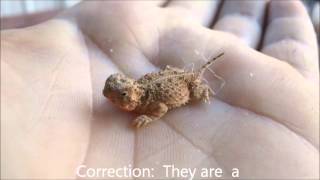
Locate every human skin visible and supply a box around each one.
[1,0,319,179]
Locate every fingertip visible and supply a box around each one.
[269,0,309,21]
[262,0,318,78]
[213,0,268,48]
[165,0,220,26]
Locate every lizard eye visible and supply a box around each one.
[121,92,127,96]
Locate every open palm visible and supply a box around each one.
[1,0,318,179]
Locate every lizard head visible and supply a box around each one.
[103,73,143,111]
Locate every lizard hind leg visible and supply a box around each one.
[190,82,212,104]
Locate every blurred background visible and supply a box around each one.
[0,0,319,35]
[0,0,80,29]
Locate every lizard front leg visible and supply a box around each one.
[133,102,168,128]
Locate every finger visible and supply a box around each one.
[166,0,220,26]
[213,0,268,48]
[312,2,320,33]
[1,20,93,177]
[261,0,318,80]
[75,2,160,78]
[158,25,318,148]
[135,0,166,7]
[116,0,166,7]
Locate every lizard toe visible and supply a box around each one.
[133,115,152,128]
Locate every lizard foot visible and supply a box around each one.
[133,115,153,128]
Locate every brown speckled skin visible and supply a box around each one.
[103,53,224,128]
[137,66,192,109]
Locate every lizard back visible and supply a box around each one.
[137,66,194,109]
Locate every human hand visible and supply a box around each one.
[1,0,318,179]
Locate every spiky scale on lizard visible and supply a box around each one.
[103,53,224,128]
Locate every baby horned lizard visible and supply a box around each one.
[103,53,224,128]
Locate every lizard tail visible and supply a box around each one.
[197,52,224,78]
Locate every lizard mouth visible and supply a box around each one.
[108,98,136,111]
[105,93,137,111]
[120,103,136,111]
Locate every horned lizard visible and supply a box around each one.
[103,53,224,128]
